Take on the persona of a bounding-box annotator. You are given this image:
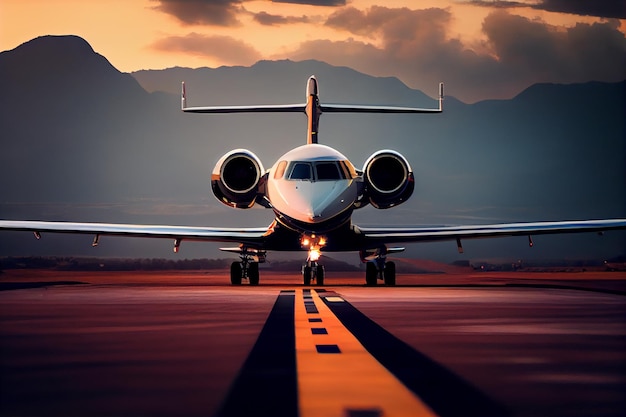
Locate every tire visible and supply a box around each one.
[303,266,312,286]
[248,262,259,286]
[230,262,242,285]
[384,261,396,286]
[316,265,325,286]
[365,262,377,286]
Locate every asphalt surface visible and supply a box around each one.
[0,270,624,417]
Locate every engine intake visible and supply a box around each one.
[363,150,414,209]
[212,149,265,208]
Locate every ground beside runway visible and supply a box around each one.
[0,270,624,417]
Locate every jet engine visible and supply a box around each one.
[362,150,414,209]
[212,149,265,208]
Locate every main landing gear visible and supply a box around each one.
[361,247,397,286]
[229,248,265,285]
[365,260,396,286]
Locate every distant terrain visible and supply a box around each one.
[2,256,623,273]
[1,35,624,262]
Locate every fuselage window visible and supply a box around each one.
[315,161,343,180]
[289,162,313,180]
[275,160,287,179]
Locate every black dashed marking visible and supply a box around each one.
[316,344,341,354]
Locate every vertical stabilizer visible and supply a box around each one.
[305,76,321,145]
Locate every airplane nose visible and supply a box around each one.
[303,182,350,221]
[271,178,356,225]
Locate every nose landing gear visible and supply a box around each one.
[303,261,325,286]
[301,234,326,286]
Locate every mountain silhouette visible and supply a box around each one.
[0,35,623,261]
[133,59,447,107]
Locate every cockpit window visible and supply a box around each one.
[339,160,357,179]
[315,162,342,180]
[289,162,313,180]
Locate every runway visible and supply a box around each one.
[0,271,624,417]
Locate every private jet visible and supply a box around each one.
[1,76,624,285]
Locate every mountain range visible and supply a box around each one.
[0,35,624,262]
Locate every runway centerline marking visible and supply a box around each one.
[217,288,508,417]
[295,289,438,417]
[318,289,510,417]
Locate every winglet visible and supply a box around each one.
[438,82,444,111]
[181,81,187,110]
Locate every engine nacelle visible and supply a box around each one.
[212,149,265,208]
[362,150,414,209]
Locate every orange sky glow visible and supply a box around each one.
[1,0,624,102]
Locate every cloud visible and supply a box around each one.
[482,11,626,82]
[253,11,309,26]
[280,6,626,102]
[152,33,261,65]
[467,0,626,19]
[272,0,346,5]
[539,0,626,18]
[152,0,245,26]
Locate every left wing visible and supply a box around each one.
[358,219,626,250]
[0,220,269,252]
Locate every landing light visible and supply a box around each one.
[309,249,321,262]
[300,234,327,249]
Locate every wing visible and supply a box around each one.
[359,219,626,247]
[0,220,269,251]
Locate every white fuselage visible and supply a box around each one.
[266,144,360,231]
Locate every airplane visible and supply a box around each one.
[1,75,625,286]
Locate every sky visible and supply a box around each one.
[1,0,625,102]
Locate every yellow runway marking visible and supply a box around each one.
[295,289,438,417]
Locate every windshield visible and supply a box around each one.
[289,162,313,180]
[315,161,342,180]
[286,161,347,181]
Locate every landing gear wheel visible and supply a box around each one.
[248,262,259,286]
[365,262,377,286]
[383,261,396,286]
[230,262,242,285]
[315,265,325,286]
[303,266,312,286]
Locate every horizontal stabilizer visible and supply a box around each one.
[180,80,443,114]
[320,103,441,114]
[183,103,306,114]
[181,82,305,114]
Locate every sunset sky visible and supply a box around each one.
[1,0,625,102]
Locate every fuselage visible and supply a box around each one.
[266,144,361,234]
